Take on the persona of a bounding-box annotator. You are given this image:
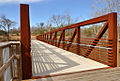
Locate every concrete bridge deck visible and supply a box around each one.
[23,67,120,81]
[31,40,108,77]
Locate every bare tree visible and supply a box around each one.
[48,10,79,28]
[48,14,65,28]
[64,10,79,26]
[92,0,120,24]
[91,0,120,39]
[0,15,16,41]
[31,22,49,35]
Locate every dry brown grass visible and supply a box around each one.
[10,35,20,41]
[31,36,36,40]
[0,35,37,42]
[0,36,7,42]
[10,35,37,40]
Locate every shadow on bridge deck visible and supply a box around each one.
[31,40,109,77]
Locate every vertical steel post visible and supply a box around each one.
[108,13,117,67]
[62,30,65,49]
[43,34,44,41]
[20,4,32,79]
[45,34,46,42]
[43,34,45,42]
[50,33,52,44]
[48,34,49,43]
[52,32,57,45]
[76,26,80,55]
[42,35,43,41]
[47,33,50,44]
[47,34,48,43]
[44,34,46,42]
[54,32,57,46]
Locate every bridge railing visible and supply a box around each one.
[0,42,22,81]
[36,12,117,67]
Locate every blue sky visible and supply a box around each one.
[0,0,93,28]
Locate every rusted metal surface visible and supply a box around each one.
[108,13,117,67]
[50,33,52,44]
[58,31,64,47]
[76,27,80,54]
[62,30,65,49]
[36,12,117,67]
[52,32,57,45]
[67,28,77,51]
[41,13,109,34]
[20,4,32,79]
[85,22,108,57]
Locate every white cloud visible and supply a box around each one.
[0,0,44,4]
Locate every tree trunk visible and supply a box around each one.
[7,26,10,41]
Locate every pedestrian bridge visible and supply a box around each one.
[31,40,108,77]
[0,4,118,81]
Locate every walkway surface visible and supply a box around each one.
[31,40,108,77]
[23,67,120,81]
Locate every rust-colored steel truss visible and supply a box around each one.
[36,12,117,67]
[20,4,32,79]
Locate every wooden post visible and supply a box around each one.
[16,55,21,81]
[76,27,80,55]
[20,4,32,79]
[16,44,20,55]
[16,44,22,80]
[108,13,117,67]
[0,48,4,81]
[9,46,13,80]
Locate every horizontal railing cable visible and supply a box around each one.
[40,38,112,50]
